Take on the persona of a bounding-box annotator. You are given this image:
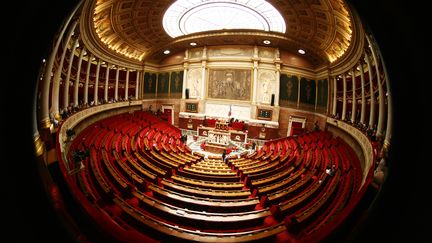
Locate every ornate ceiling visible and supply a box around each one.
[85,0,354,68]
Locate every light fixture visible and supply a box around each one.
[298,49,306,54]
[190,42,197,46]
[164,50,170,54]
[263,40,271,44]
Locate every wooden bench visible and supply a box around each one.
[251,165,295,188]
[132,190,271,229]
[110,150,146,189]
[275,172,329,218]
[88,149,112,196]
[288,170,341,228]
[264,169,315,205]
[177,169,240,183]
[149,184,259,212]
[121,150,157,182]
[171,175,244,190]
[161,179,251,199]
[133,151,167,177]
[114,197,286,242]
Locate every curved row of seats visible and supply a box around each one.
[63,111,363,242]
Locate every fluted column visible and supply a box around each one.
[84,53,93,104]
[74,46,85,107]
[51,20,78,119]
[40,1,83,128]
[135,70,140,99]
[365,52,375,127]
[125,69,130,99]
[93,58,101,105]
[351,67,357,123]
[62,38,79,110]
[104,63,110,102]
[115,67,119,101]
[359,61,366,124]
[342,73,347,120]
[332,76,337,116]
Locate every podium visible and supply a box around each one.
[205,121,229,154]
[197,120,248,154]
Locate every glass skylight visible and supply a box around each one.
[163,0,286,38]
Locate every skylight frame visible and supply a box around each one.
[163,0,286,38]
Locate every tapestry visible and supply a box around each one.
[143,72,157,99]
[157,72,170,98]
[299,77,316,110]
[279,74,299,108]
[170,71,183,98]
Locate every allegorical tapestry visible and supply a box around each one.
[299,77,316,110]
[279,74,299,108]
[208,69,251,101]
[157,72,170,98]
[170,71,183,98]
[143,72,157,99]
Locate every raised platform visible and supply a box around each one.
[204,143,227,154]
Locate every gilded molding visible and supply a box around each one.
[34,135,46,157]
[40,118,51,129]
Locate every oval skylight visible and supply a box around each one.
[163,0,286,38]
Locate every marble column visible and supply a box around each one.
[104,63,110,102]
[93,58,101,105]
[351,67,357,123]
[332,76,337,116]
[84,53,93,105]
[377,48,393,148]
[367,35,386,137]
[74,46,85,107]
[135,70,140,100]
[115,67,119,101]
[51,20,78,119]
[365,52,375,127]
[342,73,347,120]
[359,61,366,124]
[40,1,83,128]
[63,38,79,110]
[125,69,130,99]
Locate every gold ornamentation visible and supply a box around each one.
[34,135,46,157]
